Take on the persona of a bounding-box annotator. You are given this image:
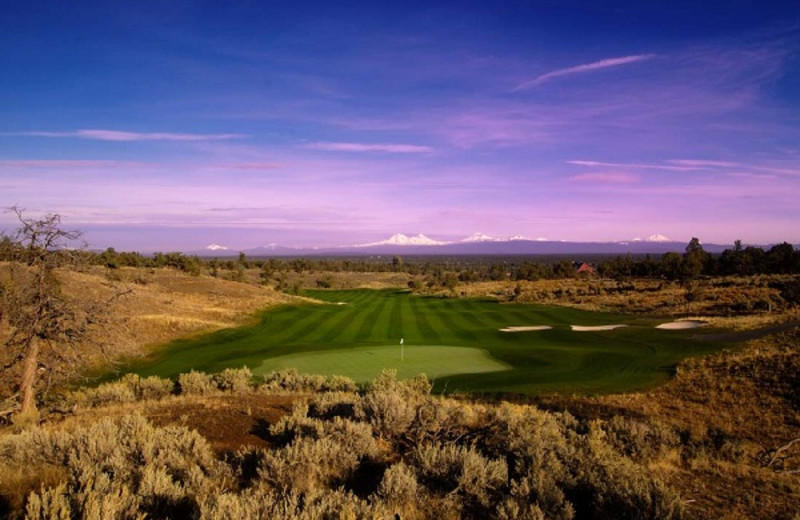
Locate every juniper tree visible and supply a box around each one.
[0,207,100,416]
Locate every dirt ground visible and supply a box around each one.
[47,393,301,454]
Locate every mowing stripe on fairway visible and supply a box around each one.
[460,299,503,330]
[429,299,479,343]
[398,295,423,341]
[304,305,357,344]
[368,294,398,343]
[354,292,389,340]
[387,294,404,340]
[265,305,330,344]
[124,288,726,395]
[333,299,378,344]
[407,295,442,344]
[319,304,365,344]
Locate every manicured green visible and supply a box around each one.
[129,289,724,394]
[254,345,511,381]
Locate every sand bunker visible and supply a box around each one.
[656,320,708,330]
[334,302,348,305]
[571,324,628,331]
[500,325,553,332]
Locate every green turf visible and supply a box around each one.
[128,288,725,394]
[253,345,511,382]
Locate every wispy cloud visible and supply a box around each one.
[305,142,433,153]
[0,159,144,168]
[668,159,741,168]
[670,159,800,177]
[568,172,640,184]
[571,158,800,177]
[514,54,657,90]
[211,162,283,171]
[10,130,246,141]
[567,160,700,172]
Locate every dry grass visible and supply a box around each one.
[454,276,797,328]
[281,270,413,290]
[83,266,306,346]
[0,265,308,398]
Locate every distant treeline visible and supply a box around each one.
[2,236,799,282]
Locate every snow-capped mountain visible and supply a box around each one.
[507,235,548,242]
[461,232,498,242]
[192,233,728,257]
[356,233,449,247]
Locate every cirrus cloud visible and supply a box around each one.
[9,129,246,142]
[568,172,640,184]
[514,54,657,91]
[0,159,145,168]
[305,141,433,153]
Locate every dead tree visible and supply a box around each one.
[0,207,93,416]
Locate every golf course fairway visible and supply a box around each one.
[130,289,725,394]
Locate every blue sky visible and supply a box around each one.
[1,0,799,250]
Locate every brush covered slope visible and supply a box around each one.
[0,265,304,402]
[1,326,798,520]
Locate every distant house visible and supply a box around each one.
[576,262,596,276]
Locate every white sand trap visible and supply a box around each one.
[334,302,348,305]
[571,324,628,331]
[656,320,708,330]
[500,325,553,332]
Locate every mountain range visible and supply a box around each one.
[191,233,735,257]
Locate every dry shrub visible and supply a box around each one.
[356,370,431,441]
[177,370,217,396]
[260,397,380,496]
[213,367,254,393]
[201,485,383,520]
[501,467,573,520]
[136,375,174,400]
[67,374,173,408]
[487,402,576,478]
[376,461,419,506]
[258,436,361,494]
[601,416,680,462]
[71,380,137,407]
[575,425,684,520]
[308,391,359,420]
[1,369,700,520]
[268,404,326,444]
[414,443,507,510]
[24,482,71,520]
[495,498,547,520]
[1,414,229,520]
[322,374,358,392]
[260,368,327,393]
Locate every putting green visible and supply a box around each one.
[253,345,511,382]
[127,288,726,394]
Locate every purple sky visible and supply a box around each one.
[2,1,799,251]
